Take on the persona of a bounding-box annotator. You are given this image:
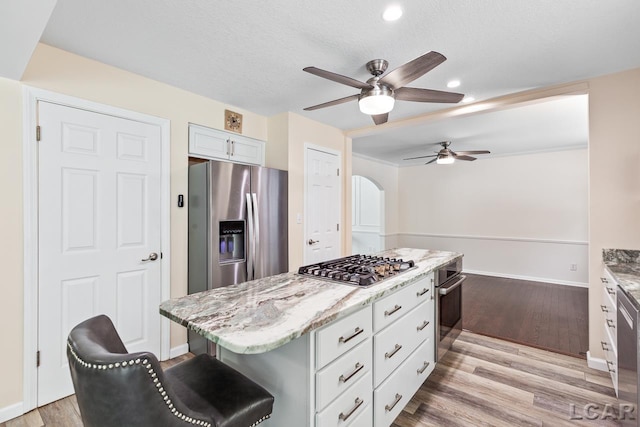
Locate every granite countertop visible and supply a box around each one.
[603,249,640,307]
[160,248,461,354]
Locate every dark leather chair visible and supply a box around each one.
[67,315,274,427]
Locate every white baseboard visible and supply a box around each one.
[464,269,588,288]
[170,343,189,359]
[586,351,608,372]
[0,402,24,424]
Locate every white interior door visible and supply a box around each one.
[37,101,163,405]
[305,147,341,264]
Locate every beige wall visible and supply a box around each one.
[275,112,353,269]
[588,67,640,359]
[0,77,24,408]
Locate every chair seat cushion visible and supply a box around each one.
[165,354,274,427]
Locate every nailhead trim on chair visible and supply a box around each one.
[67,341,212,427]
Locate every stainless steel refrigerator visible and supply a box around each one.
[188,160,288,354]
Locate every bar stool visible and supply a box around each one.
[67,315,274,427]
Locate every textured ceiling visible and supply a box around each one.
[40,0,640,160]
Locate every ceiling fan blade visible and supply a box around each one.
[395,87,464,103]
[303,94,359,111]
[452,154,477,161]
[425,158,438,165]
[403,154,437,160]
[303,67,372,90]
[454,150,491,155]
[379,51,446,89]
[372,113,388,125]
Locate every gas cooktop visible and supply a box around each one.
[297,254,416,287]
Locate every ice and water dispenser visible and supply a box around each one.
[219,220,245,263]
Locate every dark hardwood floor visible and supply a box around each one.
[462,273,589,358]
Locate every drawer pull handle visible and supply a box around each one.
[417,320,430,331]
[338,397,363,421]
[339,362,364,383]
[607,360,616,373]
[339,327,363,344]
[417,288,429,297]
[385,393,403,412]
[385,344,402,359]
[601,277,609,283]
[384,304,402,317]
[601,341,610,352]
[607,319,616,329]
[606,287,615,295]
[600,305,609,313]
[417,361,430,375]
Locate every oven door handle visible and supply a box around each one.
[439,275,466,295]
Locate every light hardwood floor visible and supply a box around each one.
[3,333,622,426]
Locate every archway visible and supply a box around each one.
[351,175,384,255]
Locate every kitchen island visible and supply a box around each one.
[160,248,462,427]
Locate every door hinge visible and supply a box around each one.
[36,126,41,142]
[337,224,340,231]
[337,168,340,176]
[36,350,40,367]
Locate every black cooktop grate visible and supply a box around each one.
[297,254,415,287]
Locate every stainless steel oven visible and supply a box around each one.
[435,258,465,361]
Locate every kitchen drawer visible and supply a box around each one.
[373,275,433,332]
[601,286,617,344]
[316,306,372,369]
[602,322,618,396]
[601,275,617,311]
[316,339,373,411]
[374,339,434,427]
[345,400,372,427]
[373,301,431,387]
[316,371,372,427]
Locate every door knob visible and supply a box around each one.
[141,252,159,262]
[308,239,319,245]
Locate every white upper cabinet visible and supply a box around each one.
[189,124,265,166]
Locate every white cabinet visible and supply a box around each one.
[219,275,436,427]
[600,267,618,395]
[372,275,435,427]
[189,123,264,165]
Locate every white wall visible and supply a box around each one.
[397,148,589,285]
[352,155,400,249]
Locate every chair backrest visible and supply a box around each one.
[67,315,213,427]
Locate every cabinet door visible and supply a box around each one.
[189,124,230,160]
[229,134,264,165]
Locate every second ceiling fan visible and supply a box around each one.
[303,51,464,125]
[404,141,491,165]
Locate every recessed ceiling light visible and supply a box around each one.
[447,80,461,88]
[462,96,475,103]
[382,5,403,21]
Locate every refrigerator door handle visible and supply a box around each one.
[246,193,255,281]
[251,193,260,279]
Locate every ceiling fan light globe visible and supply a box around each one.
[359,95,395,115]
[359,85,395,115]
[436,155,455,165]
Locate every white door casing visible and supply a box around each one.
[304,146,341,264]
[37,101,163,405]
